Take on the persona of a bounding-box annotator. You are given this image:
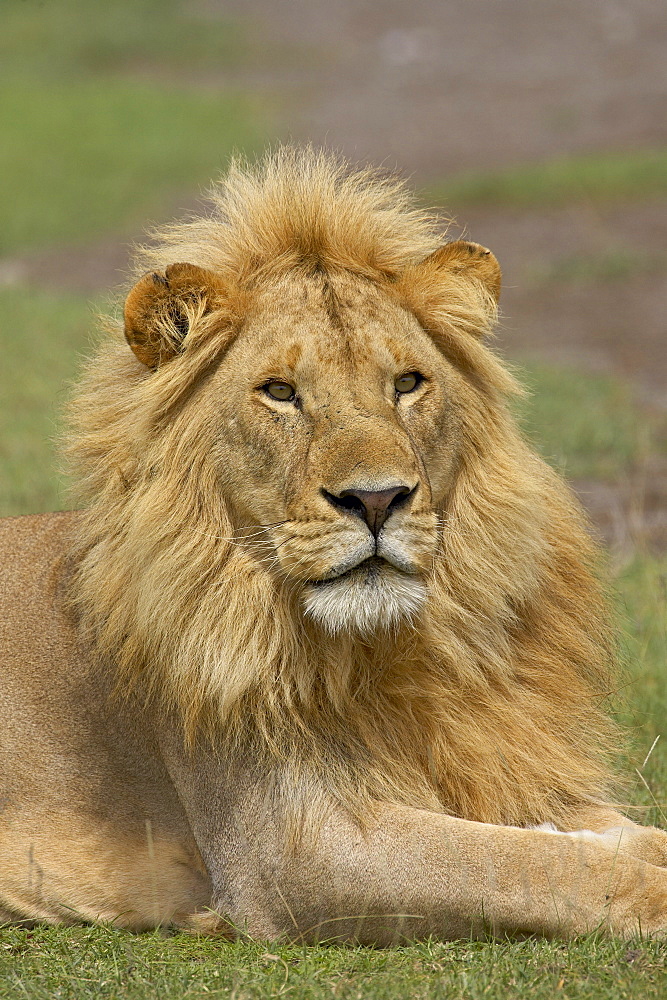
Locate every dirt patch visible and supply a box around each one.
[218,0,667,174]
[2,236,135,297]
[574,470,667,558]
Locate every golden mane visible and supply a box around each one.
[67,147,619,832]
[135,145,444,284]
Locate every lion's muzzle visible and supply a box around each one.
[269,496,439,633]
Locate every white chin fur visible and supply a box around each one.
[302,561,427,635]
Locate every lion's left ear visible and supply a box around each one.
[124,262,225,369]
[418,240,502,303]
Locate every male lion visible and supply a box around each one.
[1,148,667,942]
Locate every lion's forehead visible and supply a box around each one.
[244,272,427,371]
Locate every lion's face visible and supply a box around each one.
[201,270,463,634]
[122,239,500,637]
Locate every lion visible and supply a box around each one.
[1,147,667,942]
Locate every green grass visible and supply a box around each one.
[0,0,249,84]
[0,286,99,515]
[616,557,667,831]
[0,82,266,255]
[0,0,270,255]
[516,364,657,481]
[1,925,667,1000]
[428,148,667,209]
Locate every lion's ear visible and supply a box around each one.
[420,241,501,303]
[124,262,224,369]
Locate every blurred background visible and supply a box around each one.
[1,0,665,556]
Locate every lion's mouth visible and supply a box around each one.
[306,555,402,587]
[302,556,427,633]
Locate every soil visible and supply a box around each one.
[6,0,667,550]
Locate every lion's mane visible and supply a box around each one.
[67,148,618,830]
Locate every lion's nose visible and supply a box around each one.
[323,484,415,536]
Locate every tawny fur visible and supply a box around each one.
[66,147,619,832]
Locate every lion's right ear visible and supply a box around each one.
[124,262,224,369]
[419,241,502,303]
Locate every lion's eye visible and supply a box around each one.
[264,380,296,401]
[395,372,422,394]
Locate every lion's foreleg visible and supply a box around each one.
[225,803,667,943]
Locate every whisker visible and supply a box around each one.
[185,521,287,545]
